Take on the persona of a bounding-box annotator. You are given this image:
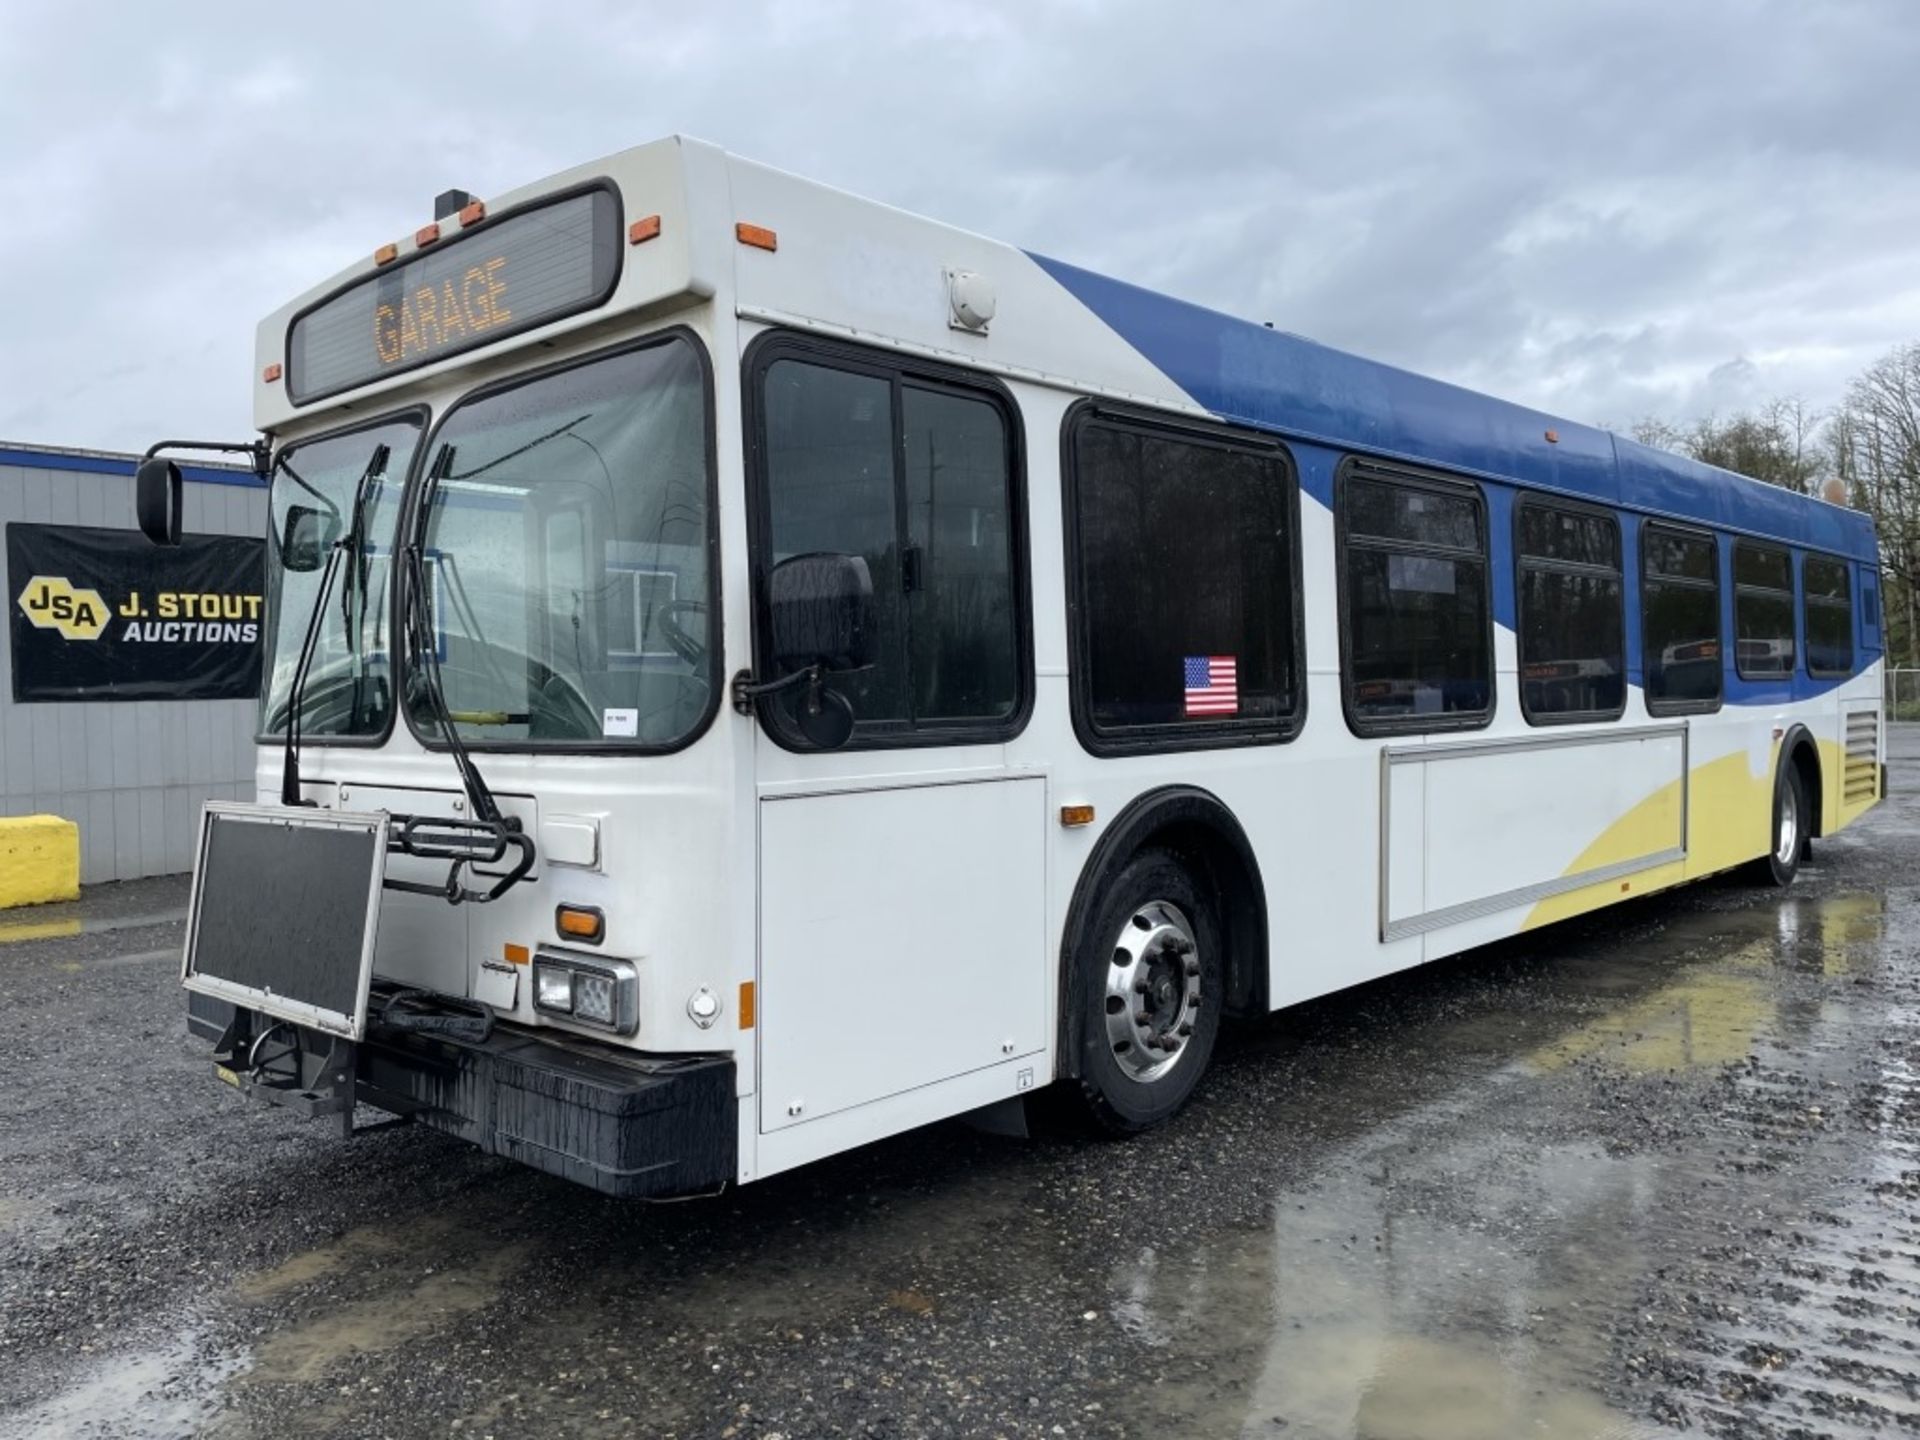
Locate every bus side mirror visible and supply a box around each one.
[768,552,875,672]
[279,504,341,573]
[135,457,183,547]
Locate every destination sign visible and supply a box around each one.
[286,188,621,403]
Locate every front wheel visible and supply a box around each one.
[1750,759,1808,887]
[1072,848,1224,1135]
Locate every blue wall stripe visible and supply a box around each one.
[0,446,264,488]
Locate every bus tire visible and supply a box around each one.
[1750,758,1808,888]
[1072,847,1224,1135]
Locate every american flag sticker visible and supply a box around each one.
[1183,655,1239,716]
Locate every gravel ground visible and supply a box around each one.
[3,731,1919,1439]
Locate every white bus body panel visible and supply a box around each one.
[1382,725,1688,942]
[757,776,1047,1133]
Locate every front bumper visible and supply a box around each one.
[187,993,735,1199]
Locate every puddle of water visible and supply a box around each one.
[1528,936,1775,1075]
[0,908,186,948]
[244,1240,532,1385]
[233,1211,461,1302]
[1102,881,1911,1439]
[0,1323,247,1440]
[1527,893,1889,1077]
[1110,1144,1659,1440]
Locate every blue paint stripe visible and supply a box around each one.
[1032,255,1885,698]
[1028,251,1878,565]
[0,446,264,488]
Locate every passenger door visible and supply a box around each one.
[744,336,1046,1137]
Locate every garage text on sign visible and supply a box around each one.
[285,187,622,404]
[374,257,512,367]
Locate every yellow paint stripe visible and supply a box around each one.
[0,916,82,944]
[1523,750,1771,931]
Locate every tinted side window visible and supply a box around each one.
[1641,525,1721,714]
[1070,414,1298,744]
[1339,467,1492,733]
[1804,554,1853,677]
[1733,541,1795,678]
[757,351,1024,744]
[1516,499,1625,722]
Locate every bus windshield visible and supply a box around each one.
[263,415,422,738]
[407,335,713,749]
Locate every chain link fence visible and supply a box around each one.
[1887,668,1920,722]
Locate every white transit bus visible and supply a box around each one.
[138,137,1886,1197]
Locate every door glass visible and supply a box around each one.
[902,385,1016,722]
[761,359,907,723]
[758,356,1023,740]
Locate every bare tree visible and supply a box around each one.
[1647,399,1828,495]
[1831,342,1920,666]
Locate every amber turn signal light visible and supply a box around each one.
[735,222,777,251]
[1060,804,1095,828]
[555,905,604,945]
[629,215,662,245]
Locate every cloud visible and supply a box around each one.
[1,0,1916,452]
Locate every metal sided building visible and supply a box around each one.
[1,443,268,885]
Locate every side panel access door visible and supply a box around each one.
[759,778,1046,1128]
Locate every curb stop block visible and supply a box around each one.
[0,815,80,908]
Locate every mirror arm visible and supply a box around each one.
[730,663,821,716]
[142,438,272,484]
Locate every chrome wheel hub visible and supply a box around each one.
[1104,900,1201,1084]
[1776,783,1800,867]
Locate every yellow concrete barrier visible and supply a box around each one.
[0,814,80,908]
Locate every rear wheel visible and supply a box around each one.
[1751,758,1808,887]
[1072,848,1223,1134]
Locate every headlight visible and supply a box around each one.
[532,951,638,1035]
[573,971,616,1026]
[535,964,575,1014]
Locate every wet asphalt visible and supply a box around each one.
[4,734,1920,1439]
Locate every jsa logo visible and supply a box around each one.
[16,575,110,641]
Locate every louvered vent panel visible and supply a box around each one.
[1844,708,1879,803]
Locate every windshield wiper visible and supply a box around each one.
[408,443,503,829]
[391,443,536,904]
[279,443,390,807]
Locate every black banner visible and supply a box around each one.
[7,522,265,703]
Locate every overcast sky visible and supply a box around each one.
[2,0,1916,454]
